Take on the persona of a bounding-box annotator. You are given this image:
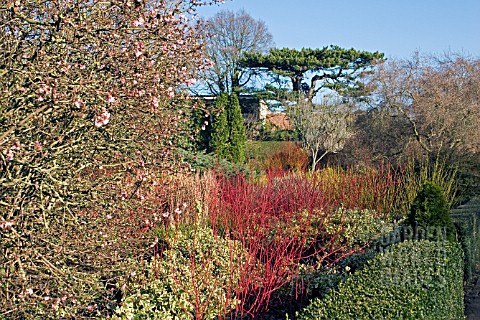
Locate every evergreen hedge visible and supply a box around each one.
[451,211,480,282]
[297,240,464,320]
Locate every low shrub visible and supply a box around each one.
[407,182,456,242]
[207,171,397,316]
[397,158,457,217]
[297,240,464,320]
[246,141,309,173]
[113,225,246,320]
[176,148,248,176]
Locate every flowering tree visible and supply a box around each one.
[0,0,221,317]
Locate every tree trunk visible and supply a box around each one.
[291,74,303,92]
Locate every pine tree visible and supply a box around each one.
[226,93,246,163]
[209,93,229,157]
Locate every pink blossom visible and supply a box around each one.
[167,87,175,98]
[134,42,144,58]
[132,17,145,27]
[37,84,52,95]
[34,141,42,151]
[162,212,170,218]
[79,64,86,69]
[0,221,14,230]
[74,99,82,108]
[151,97,160,108]
[161,43,168,53]
[184,78,197,86]
[94,109,110,128]
[174,207,182,215]
[107,94,116,103]
[6,149,14,161]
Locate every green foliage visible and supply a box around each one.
[451,200,480,283]
[297,240,464,320]
[204,93,246,163]
[114,226,246,320]
[177,148,248,176]
[407,182,456,242]
[189,106,212,151]
[322,208,389,248]
[397,158,458,216]
[242,46,384,100]
[226,93,246,163]
[209,93,230,157]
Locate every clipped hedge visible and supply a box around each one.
[297,240,464,320]
[451,210,480,282]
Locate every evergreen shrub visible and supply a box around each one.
[297,240,464,320]
[407,182,456,242]
[114,226,246,319]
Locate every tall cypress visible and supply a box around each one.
[209,93,229,157]
[226,93,246,163]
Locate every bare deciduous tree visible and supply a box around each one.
[289,100,354,171]
[201,9,274,94]
[373,53,480,160]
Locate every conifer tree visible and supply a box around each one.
[226,93,247,163]
[209,93,229,157]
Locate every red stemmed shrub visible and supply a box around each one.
[204,165,404,317]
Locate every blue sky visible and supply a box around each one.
[197,0,480,59]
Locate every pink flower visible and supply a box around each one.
[132,17,145,27]
[184,78,197,86]
[37,84,52,95]
[94,108,110,127]
[161,43,168,53]
[107,94,116,103]
[134,42,144,58]
[34,141,42,151]
[167,87,175,98]
[74,99,82,108]
[6,149,14,161]
[151,97,160,108]
[162,212,170,218]
[79,64,86,69]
